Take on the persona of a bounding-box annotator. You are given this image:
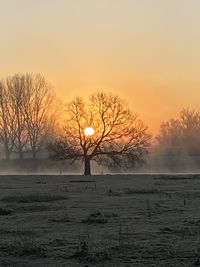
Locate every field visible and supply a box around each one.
[0,174,200,266]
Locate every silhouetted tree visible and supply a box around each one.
[6,74,28,160]
[0,81,16,160]
[180,109,200,155]
[22,74,55,160]
[49,92,151,175]
[158,109,200,155]
[156,109,200,170]
[157,118,183,156]
[0,73,56,160]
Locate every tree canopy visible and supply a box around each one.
[49,92,151,175]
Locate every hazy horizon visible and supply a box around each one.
[1,0,200,133]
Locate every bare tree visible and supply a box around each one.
[0,73,55,160]
[157,108,200,156]
[157,118,183,155]
[22,74,55,160]
[6,74,28,160]
[0,81,16,160]
[155,108,200,171]
[49,92,151,175]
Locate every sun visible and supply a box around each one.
[84,127,95,136]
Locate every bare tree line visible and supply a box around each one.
[151,109,200,171]
[0,73,57,160]
[157,108,200,156]
[1,72,200,174]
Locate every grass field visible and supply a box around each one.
[0,174,200,266]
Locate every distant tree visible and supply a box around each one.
[6,74,28,160]
[49,92,151,175]
[180,109,200,155]
[0,73,56,160]
[0,81,16,160]
[22,74,55,160]
[157,118,183,155]
[157,108,200,157]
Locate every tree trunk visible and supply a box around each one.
[5,150,10,161]
[84,156,91,175]
[32,148,37,161]
[19,149,23,160]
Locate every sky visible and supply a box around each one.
[0,0,200,134]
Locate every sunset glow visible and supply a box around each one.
[0,3,199,264]
[1,1,200,134]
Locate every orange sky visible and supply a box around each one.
[1,0,200,134]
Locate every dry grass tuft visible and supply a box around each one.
[0,234,45,257]
[0,208,13,216]
[1,193,68,203]
[124,188,161,195]
[81,211,108,224]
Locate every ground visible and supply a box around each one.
[0,174,200,266]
